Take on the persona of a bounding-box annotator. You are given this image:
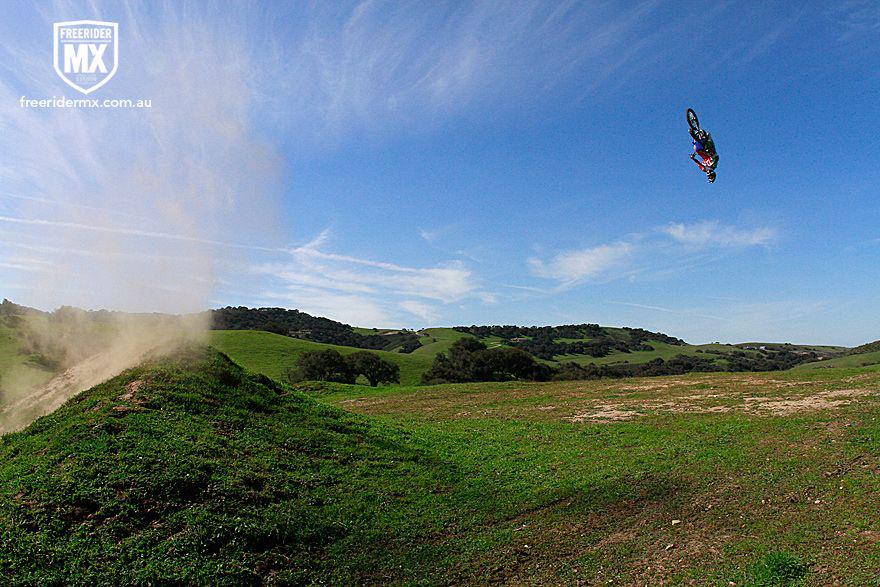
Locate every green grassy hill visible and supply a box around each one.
[556,341,733,366]
[794,349,880,370]
[446,325,840,370]
[0,348,478,583]
[2,347,879,583]
[212,327,840,383]
[792,339,880,371]
[847,340,880,355]
[210,330,432,386]
[411,327,474,356]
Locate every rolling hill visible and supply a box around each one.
[0,300,860,388]
[847,340,880,355]
[215,324,802,380]
[210,330,433,386]
[411,327,477,356]
[0,347,474,583]
[793,346,880,371]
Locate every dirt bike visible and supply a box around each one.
[686,108,716,183]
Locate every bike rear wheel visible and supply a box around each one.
[686,108,700,131]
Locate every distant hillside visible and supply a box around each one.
[794,351,880,371]
[0,301,859,382]
[211,306,421,352]
[411,327,479,357]
[0,299,46,317]
[848,340,880,355]
[455,323,684,360]
[790,339,880,371]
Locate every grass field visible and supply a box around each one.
[318,364,880,584]
[210,329,433,386]
[1,344,879,583]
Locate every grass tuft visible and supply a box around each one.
[740,551,809,586]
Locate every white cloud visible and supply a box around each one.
[833,1,880,41]
[261,288,390,327]
[400,300,440,323]
[662,221,777,248]
[607,301,729,322]
[529,242,632,285]
[531,220,777,288]
[418,228,438,243]
[248,230,491,326]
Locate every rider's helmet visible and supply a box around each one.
[707,170,716,183]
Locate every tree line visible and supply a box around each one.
[453,323,685,360]
[211,306,422,352]
[417,339,822,385]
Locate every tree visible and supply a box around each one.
[287,349,356,384]
[489,347,552,381]
[421,338,549,384]
[346,351,400,387]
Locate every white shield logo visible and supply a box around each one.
[53,20,118,94]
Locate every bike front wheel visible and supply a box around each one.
[686,108,700,131]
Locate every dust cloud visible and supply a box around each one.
[0,311,207,434]
[0,6,283,432]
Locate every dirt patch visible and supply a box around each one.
[744,388,876,416]
[121,379,146,402]
[617,382,680,391]
[567,406,642,422]
[564,388,879,423]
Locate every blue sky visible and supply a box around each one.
[0,1,878,345]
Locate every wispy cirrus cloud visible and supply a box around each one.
[399,300,440,323]
[607,298,835,345]
[249,230,491,326]
[0,2,285,314]
[661,221,777,248]
[529,242,633,286]
[832,1,880,41]
[607,301,729,323]
[531,220,777,288]
[268,0,672,143]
